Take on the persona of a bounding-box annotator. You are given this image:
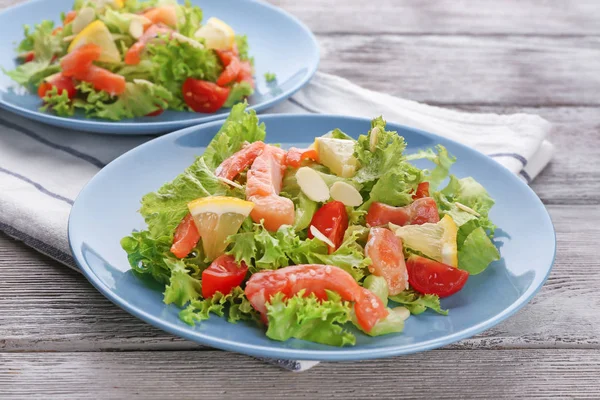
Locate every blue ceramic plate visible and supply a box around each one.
[69,115,556,361]
[0,0,319,134]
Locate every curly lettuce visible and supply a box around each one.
[265,291,356,347]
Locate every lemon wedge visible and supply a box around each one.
[194,17,235,50]
[314,137,359,178]
[389,215,458,267]
[68,20,121,63]
[188,196,254,261]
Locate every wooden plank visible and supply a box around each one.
[1,204,598,352]
[269,0,600,35]
[2,350,600,399]
[316,35,600,106]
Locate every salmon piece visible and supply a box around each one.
[246,145,295,231]
[142,6,178,28]
[125,24,172,65]
[245,264,388,332]
[365,227,409,295]
[215,141,265,181]
[366,197,440,227]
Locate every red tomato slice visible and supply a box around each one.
[215,141,266,181]
[60,44,102,77]
[142,6,178,28]
[366,197,440,227]
[76,65,126,96]
[246,145,295,231]
[365,227,408,295]
[170,214,200,258]
[407,255,469,298]
[245,264,388,332]
[182,78,230,113]
[37,73,77,100]
[412,182,430,200]
[307,201,349,253]
[237,61,254,88]
[22,51,35,63]
[202,255,248,298]
[285,147,318,168]
[64,10,77,25]
[216,56,241,86]
[52,26,63,36]
[125,24,172,65]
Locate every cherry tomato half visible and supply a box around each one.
[202,255,248,298]
[182,78,230,113]
[307,201,348,253]
[406,255,469,298]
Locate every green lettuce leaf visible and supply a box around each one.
[365,161,423,208]
[363,275,388,307]
[458,227,500,274]
[16,20,63,61]
[202,103,266,170]
[120,230,173,285]
[235,35,252,63]
[264,72,276,82]
[40,86,74,117]
[406,145,456,190]
[176,0,203,38]
[145,36,222,105]
[5,60,60,87]
[163,259,202,307]
[292,192,318,231]
[140,156,235,237]
[179,287,260,326]
[353,116,408,187]
[435,175,498,274]
[265,291,356,347]
[76,80,173,120]
[223,81,254,108]
[226,224,369,281]
[389,288,448,316]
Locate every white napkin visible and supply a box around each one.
[0,72,553,372]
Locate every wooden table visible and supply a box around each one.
[2,0,600,398]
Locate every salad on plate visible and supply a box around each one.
[6,0,254,120]
[121,104,501,346]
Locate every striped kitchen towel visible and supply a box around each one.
[0,72,553,372]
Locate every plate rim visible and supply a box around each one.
[0,0,320,134]
[68,113,557,361]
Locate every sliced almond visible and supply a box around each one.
[72,7,96,34]
[62,35,76,42]
[310,226,335,248]
[455,202,481,217]
[369,126,380,152]
[296,167,330,203]
[129,18,144,39]
[171,32,204,49]
[330,181,362,207]
[217,176,243,190]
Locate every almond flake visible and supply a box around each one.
[455,202,481,217]
[217,176,243,189]
[310,225,335,248]
[330,181,362,207]
[296,167,330,202]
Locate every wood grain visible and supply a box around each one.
[2,350,600,399]
[1,204,598,352]
[316,35,600,106]
[269,0,600,36]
